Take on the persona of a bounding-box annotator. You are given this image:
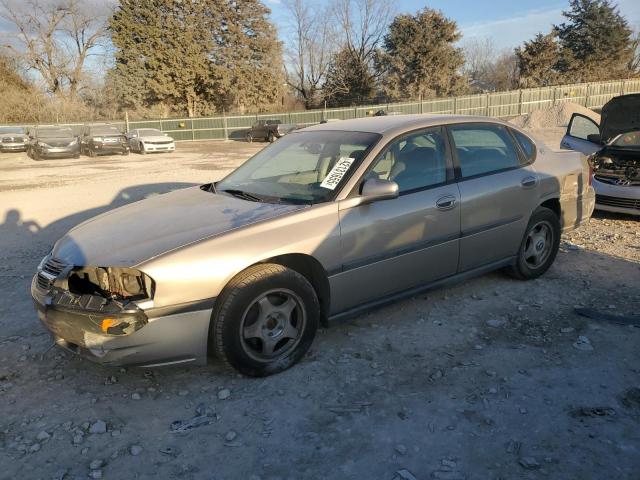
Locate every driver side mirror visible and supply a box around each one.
[359,178,399,205]
[587,133,602,144]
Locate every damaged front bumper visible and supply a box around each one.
[31,264,212,367]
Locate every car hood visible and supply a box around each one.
[38,137,76,146]
[139,135,173,142]
[601,94,640,142]
[51,186,306,267]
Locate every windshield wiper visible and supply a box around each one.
[221,189,263,202]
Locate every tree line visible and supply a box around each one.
[0,0,638,123]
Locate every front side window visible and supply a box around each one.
[366,127,449,193]
[217,130,380,204]
[568,114,599,140]
[449,124,521,178]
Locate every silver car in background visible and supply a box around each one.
[560,94,640,215]
[126,128,176,154]
[0,126,29,152]
[32,115,595,376]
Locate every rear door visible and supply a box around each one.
[332,126,460,312]
[448,123,540,272]
[560,113,601,155]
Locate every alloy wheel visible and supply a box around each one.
[239,288,306,362]
[523,220,553,269]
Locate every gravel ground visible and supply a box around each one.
[0,137,639,480]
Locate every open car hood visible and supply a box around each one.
[601,94,640,143]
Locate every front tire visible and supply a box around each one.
[246,132,253,143]
[88,146,96,157]
[507,206,560,280]
[211,263,319,377]
[268,132,275,143]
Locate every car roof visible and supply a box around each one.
[302,114,512,135]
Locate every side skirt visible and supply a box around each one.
[328,256,516,323]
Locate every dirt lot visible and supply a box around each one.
[0,137,638,480]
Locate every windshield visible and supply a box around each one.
[0,127,25,135]
[91,126,121,135]
[217,130,381,204]
[610,130,640,148]
[138,129,163,136]
[37,128,73,138]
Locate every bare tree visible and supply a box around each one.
[0,0,108,98]
[283,0,335,108]
[629,30,640,74]
[332,0,394,66]
[463,37,494,84]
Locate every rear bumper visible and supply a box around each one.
[561,186,595,233]
[593,177,640,216]
[32,276,212,367]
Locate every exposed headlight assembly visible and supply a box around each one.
[67,267,155,302]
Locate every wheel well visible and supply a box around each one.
[540,198,561,219]
[265,254,330,327]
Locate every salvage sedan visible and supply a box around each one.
[32,115,595,376]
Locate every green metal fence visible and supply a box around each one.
[14,78,640,141]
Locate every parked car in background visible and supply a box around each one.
[81,123,129,157]
[32,115,594,377]
[28,126,80,160]
[246,119,297,143]
[0,126,29,152]
[560,94,639,215]
[126,128,175,154]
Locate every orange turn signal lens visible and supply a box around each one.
[101,318,117,333]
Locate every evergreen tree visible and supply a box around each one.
[376,8,466,101]
[322,47,376,106]
[515,33,566,87]
[109,0,283,117]
[554,0,635,81]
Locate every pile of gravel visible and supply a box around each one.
[509,101,600,129]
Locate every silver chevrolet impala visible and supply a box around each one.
[32,115,595,376]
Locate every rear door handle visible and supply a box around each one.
[436,195,457,210]
[521,176,537,188]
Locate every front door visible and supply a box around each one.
[330,126,461,313]
[447,123,541,272]
[560,113,601,155]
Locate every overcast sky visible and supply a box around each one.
[266,0,640,51]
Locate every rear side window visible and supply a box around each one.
[449,124,521,178]
[511,129,536,162]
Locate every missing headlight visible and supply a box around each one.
[68,267,154,302]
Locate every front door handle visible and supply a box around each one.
[521,176,537,188]
[436,195,457,210]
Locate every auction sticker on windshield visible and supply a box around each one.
[320,157,355,190]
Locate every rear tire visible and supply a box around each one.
[88,146,96,157]
[507,206,560,280]
[211,263,319,377]
[246,132,253,143]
